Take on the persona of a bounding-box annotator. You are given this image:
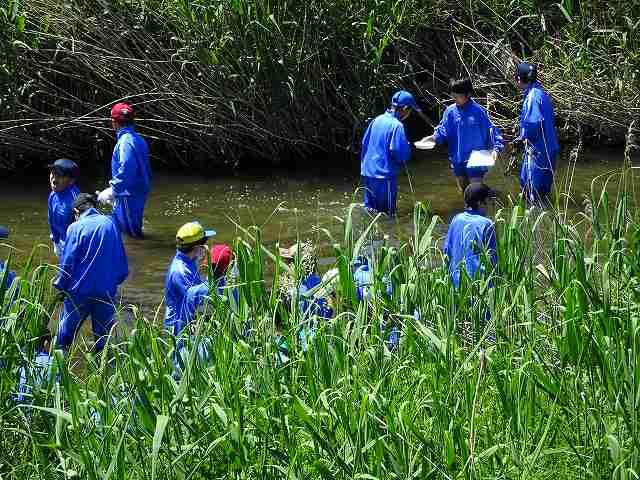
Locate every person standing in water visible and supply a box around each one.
[513,62,560,205]
[47,159,80,257]
[98,102,152,238]
[422,78,504,192]
[360,90,420,216]
[54,193,129,352]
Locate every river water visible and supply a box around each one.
[0,148,630,309]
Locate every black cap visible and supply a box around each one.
[73,192,98,210]
[464,183,491,209]
[0,226,8,239]
[48,158,79,178]
[516,62,537,83]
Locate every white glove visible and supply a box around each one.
[97,187,114,206]
[53,242,59,257]
[492,150,499,163]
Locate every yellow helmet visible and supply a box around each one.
[176,222,216,248]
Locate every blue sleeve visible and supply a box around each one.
[114,228,129,286]
[389,123,411,165]
[484,223,498,268]
[520,96,544,143]
[47,194,57,243]
[433,109,449,145]
[443,228,452,266]
[481,109,504,152]
[360,122,372,163]
[53,226,78,292]
[110,139,138,196]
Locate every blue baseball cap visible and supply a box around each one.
[516,62,537,83]
[391,90,421,112]
[0,226,8,239]
[47,158,79,178]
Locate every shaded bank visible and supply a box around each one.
[1,1,639,173]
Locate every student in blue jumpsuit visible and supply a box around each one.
[444,183,498,289]
[352,256,399,349]
[164,222,216,334]
[54,193,129,351]
[514,63,560,204]
[177,244,237,337]
[360,90,420,216]
[423,78,504,192]
[47,159,80,257]
[98,102,152,238]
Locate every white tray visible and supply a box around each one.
[467,149,495,167]
[414,138,436,150]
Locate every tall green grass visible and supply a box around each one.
[1,169,640,478]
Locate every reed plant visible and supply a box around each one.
[1,164,639,479]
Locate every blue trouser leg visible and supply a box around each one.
[56,296,115,351]
[89,297,117,351]
[520,151,556,204]
[362,176,397,216]
[113,195,146,238]
[56,297,91,349]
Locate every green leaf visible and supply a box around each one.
[152,415,170,480]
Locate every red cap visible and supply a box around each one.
[209,244,232,274]
[111,102,135,122]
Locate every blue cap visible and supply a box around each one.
[391,90,421,112]
[516,62,537,83]
[47,158,79,178]
[0,226,8,239]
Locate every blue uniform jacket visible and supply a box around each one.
[298,274,333,319]
[353,264,392,301]
[110,126,152,198]
[361,111,412,179]
[518,82,559,190]
[164,251,204,330]
[53,208,128,298]
[443,210,497,288]
[433,99,504,166]
[48,184,80,251]
[176,277,240,335]
[519,82,559,159]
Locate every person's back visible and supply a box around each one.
[521,82,559,159]
[165,251,203,331]
[361,112,409,179]
[359,90,418,216]
[444,184,497,289]
[112,125,152,197]
[55,207,128,298]
[164,222,216,332]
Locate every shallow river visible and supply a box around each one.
[0,148,629,309]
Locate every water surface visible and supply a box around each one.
[0,148,629,309]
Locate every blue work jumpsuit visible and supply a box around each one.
[164,251,205,333]
[54,208,129,350]
[444,209,497,289]
[360,111,412,216]
[433,99,504,179]
[110,125,152,238]
[518,82,560,202]
[48,184,80,256]
[353,263,398,349]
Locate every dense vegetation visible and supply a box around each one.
[1,0,639,171]
[1,153,639,478]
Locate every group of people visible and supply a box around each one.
[1,61,558,392]
[360,62,559,215]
